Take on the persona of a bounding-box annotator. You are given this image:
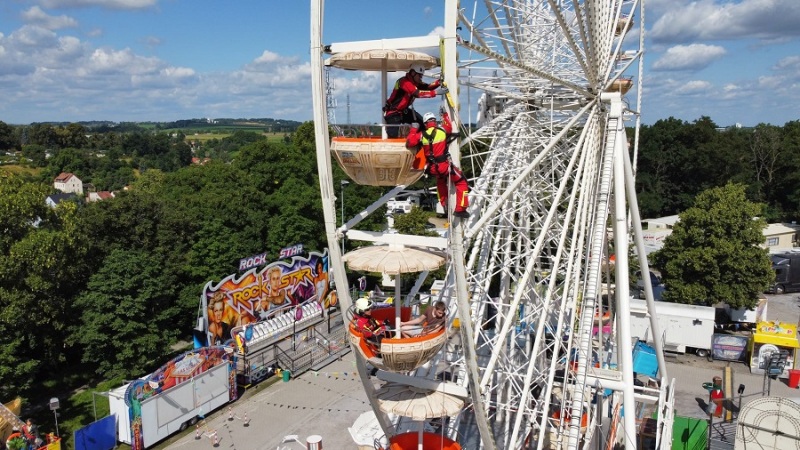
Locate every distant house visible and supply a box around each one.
[53,172,83,195]
[46,192,78,208]
[763,223,797,252]
[641,215,682,255]
[87,191,115,203]
[640,214,796,254]
[642,215,680,231]
[191,157,211,165]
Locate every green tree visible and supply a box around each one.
[0,121,16,151]
[652,183,773,309]
[71,248,172,378]
[0,176,91,398]
[27,123,58,148]
[21,144,47,167]
[773,120,800,219]
[57,123,89,149]
[393,206,438,237]
[393,207,444,288]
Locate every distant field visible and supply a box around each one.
[0,164,40,177]
[184,131,288,144]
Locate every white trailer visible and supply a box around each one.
[629,298,716,357]
[726,296,768,325]
[109,347,236,449]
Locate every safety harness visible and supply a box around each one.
[383,78,419,115]
[421,127,450,164]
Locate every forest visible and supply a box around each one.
[0,115,798,413]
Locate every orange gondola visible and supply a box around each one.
[331,137,425,186]
[348,306,449,372]
[552,408,589,431]
[594,309,611,323]
[615,16,634,36]
[388,431,461,450]
[605,77,633,94]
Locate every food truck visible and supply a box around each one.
[748,321,800,378]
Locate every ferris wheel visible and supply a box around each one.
[310,1,674,449]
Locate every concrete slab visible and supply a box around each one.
[161,355,372,450]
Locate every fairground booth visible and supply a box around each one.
[748,321,800,378]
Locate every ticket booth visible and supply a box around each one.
[748,321,800,377]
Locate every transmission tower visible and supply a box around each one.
[346,94,351,124]
[325,67,337,124]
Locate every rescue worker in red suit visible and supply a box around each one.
[406,110,470,218]
[383,64,446,138]
[352,297,387,351]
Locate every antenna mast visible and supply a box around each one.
[325,67,337,124]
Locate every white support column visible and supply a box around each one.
[605,92,637,450]
[623,141,669,379]
[310,0,394,439]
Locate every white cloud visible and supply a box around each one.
[142,35,162,48]
[673,80,713,95]
[87,47,160,74]
[651,0,800,44]
[652,44,726,71]
[773,55,800,71]
[254,50,281,64]
[8,25,59,49]
[752,56,800,92]
[757,75,783,89]
[21,6,79,30]
[39,0,158,10]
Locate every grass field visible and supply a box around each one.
[0,164,40,177]
[183,131,289,144]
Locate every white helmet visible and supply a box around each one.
[409,64,425,75]
[355,297,373,313]
[423,112,436,123]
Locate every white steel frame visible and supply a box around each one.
[310,1,674,449]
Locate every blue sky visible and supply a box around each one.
[0,0,797,127]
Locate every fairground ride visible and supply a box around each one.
[310,1,675,449]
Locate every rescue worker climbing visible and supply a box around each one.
[406,110,469,218]
[383,64,447,138]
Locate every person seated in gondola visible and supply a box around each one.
[399,301,447,337]
[353,297,388,347]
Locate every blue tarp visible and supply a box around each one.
[74,414,116,450]
[633,340,659,378]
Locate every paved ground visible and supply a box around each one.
[159,293,800,449]
[669,292,800,420]
[161,356,371,450]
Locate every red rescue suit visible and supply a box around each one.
[384,72,441,138]
[709,387,724,417]
[355,313,386,340]
[406,113,469,214]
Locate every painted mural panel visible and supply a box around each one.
[201,250,334,346]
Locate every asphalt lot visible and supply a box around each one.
[159,293,800,449]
